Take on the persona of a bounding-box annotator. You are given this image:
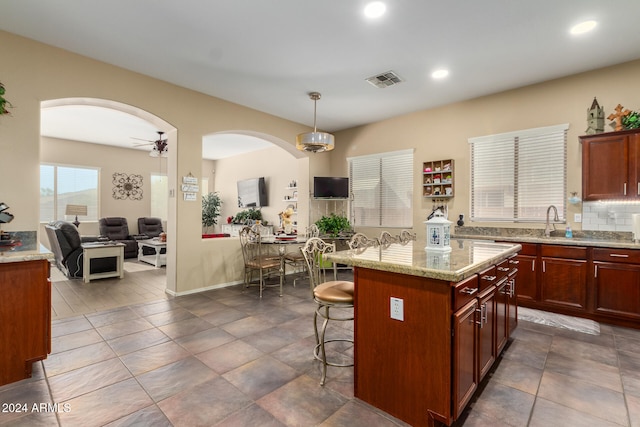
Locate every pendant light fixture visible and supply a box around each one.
[296,92,335,153]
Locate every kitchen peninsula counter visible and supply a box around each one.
[325,239,521,427]
[0,243,53,386]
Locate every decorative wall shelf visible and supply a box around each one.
[423,159,454,198]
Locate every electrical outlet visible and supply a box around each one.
[390,297,404,321]
[574,213,582,223]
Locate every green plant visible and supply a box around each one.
[623,111,640,130]
[202,192,222,232]
[233,207,264,225]
[0,82,12,116]
[315,213,351,237]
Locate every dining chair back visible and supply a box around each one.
[239,226,280,298]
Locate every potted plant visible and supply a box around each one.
[315,213,351,237]
[0,82,12,116]
[202,192,222,233]
[232,207,265,225]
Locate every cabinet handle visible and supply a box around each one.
[508,279,516,297]
[497,267,509,272]
[624,182,627,196]
[594,265,598,278]
[481,275,496,281]
[532,260,535,272]
[509,259,520,265]
[475,307,483,327]
[459,287,478,295]
[609,254,629,258]
[475,304,487,328]
[542,260,545,273]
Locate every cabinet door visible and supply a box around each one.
[515,254,537,303]
[507,273,518,336]
[477,286,496,381]
[541,257,588,311]
[453,299,478,420]
[581,133,629,200]
[495,279,509,356]
[594,262,640,320]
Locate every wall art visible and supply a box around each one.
[112,172,143,200]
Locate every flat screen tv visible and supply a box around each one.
[237,177,268,207]
[313,177,349,199]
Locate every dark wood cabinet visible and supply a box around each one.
[0,259,51,386]
[453,299,478,420]
[581,128,640,201]
[477,285,497,381]
[593,248,640,320]
[495,278,510,355]
[514,243,538,303]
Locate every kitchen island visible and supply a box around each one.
[325,239,521,427]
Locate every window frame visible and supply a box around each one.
[40,163,100,223]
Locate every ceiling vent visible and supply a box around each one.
[365,70,404,88]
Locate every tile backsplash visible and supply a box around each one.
[582,201,640,232]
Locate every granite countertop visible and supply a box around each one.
[452,226,640,249]
[0,244,53,263]
[324,239,521,282]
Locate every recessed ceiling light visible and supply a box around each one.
[431,69,449,79]
[364,2,386,19]
[570,20,597,35]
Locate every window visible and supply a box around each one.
[150,173,168,221]
[40,164,99,222]
[348,149,413,228]
[469,124,568,222]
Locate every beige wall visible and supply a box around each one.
[331,59,640,237]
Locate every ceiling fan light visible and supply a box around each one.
[296,131,335,152]
[297,91,335,153]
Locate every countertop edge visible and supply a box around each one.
[453,234,640,249]
[325,242,521,282]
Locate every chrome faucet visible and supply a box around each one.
[545,205,559,237]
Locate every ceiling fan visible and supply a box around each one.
[132,130,168,157]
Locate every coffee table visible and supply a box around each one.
[137,239,167,267]
[82,242,125,283]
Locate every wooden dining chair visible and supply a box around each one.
[239,226,280,298]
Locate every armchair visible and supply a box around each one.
[45,221,116,278]
[137,217,166,255]
[98,217,144,258]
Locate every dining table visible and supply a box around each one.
[260,234,307,295]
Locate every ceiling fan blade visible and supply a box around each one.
[131,136,154,142]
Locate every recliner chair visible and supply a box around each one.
[98,217,144,258]
[45,221,116,278]
[137,217,166,255]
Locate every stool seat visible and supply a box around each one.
[314,281,354,304]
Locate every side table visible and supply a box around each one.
[82,242,125,283]
[137,239,167,267]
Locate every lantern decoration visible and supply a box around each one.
[426,251,451,269]
[425,209,452,252]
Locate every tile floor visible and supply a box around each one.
[2,269,640,426]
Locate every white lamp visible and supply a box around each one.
[425,209,452,252]
[296,92,335,153]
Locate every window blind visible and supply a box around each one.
[469,124,568,222]
[348,149,413,228]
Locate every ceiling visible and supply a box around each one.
[4,1,640,158]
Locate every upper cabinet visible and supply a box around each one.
[580,129,640,201]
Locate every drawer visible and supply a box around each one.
[496,259,511,280]
[540,244,587,260]
[453,275,479,311]
[518,243,537,256]
[478,265,497,291]
[593,248,640,264]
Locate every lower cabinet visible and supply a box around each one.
[453,299,478,420]
[593,248,640,320]
[453,269,517,421]
[0,259,51,386]
[514,244,538,303]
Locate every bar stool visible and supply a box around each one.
[301,237,354,386]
